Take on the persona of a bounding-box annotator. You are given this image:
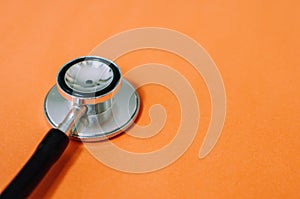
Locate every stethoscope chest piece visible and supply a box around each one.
[44,56,140,141]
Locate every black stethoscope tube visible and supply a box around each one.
[0,129,69,198]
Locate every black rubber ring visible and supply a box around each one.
[57,56,121,98]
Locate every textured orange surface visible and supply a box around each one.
[0,0,300,198]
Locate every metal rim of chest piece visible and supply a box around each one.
[44,56,140,142]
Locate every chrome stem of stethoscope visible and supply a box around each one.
[0,56,140,199]
[57,104,87,134]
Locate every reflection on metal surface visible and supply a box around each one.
[65,60,113,93]
[44,79,139,141]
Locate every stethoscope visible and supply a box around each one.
[0,56,140,198]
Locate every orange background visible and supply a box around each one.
[0,0,299,198]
